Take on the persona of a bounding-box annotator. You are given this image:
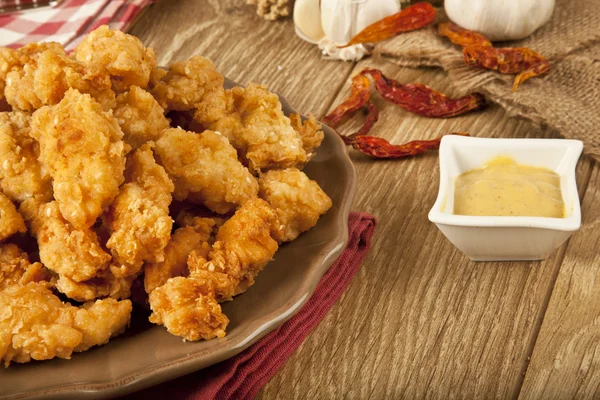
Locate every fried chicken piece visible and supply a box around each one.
[113,86,170,149]
[258,168,332,242]
[0,42,64,103]
[198,83,307,172]
[188,198,278,301]
[74,25,156,92]
[106,144,174,278]
[4,47,116,112]
[0,111,53,202]
[148,276,228,341]
[0,282,131,365]
[144,226,212,294]
[20,200,111,282]
[152,56,225,112]
[289,113,324,159]
[31,89,127,229]
[155,128,258,214]
[55,272,135,302]
[0,243,50,290]
[0,192,26,241]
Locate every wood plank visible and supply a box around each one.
[519,162,600,399]
[129,0,355,118]
[256,59,594,399]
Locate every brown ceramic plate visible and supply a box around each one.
[0,80,357,400]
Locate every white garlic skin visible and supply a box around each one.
[445,0,556,42]
[293,0,325,43]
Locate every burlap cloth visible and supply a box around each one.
[375,0,600,160]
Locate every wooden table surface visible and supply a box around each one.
[131,1,600,398]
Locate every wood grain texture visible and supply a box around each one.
[256,60,594,400]
[128,3,599,398]
[519,164,600,400]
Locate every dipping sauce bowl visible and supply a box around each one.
[428,136,583,261]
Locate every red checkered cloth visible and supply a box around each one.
[0,0,154,50]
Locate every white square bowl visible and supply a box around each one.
[428,136,583,261]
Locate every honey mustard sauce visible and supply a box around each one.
[453,156,565,218]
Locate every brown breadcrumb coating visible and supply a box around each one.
[148,276,228,341]
[0,111,52,203]
[113,85,170,150]
[55,272,136,302]
[0,282,131,366]
[0,192,26,241]
[20,200,111,283]
[155,128,258,214]
[106,144,174,278]
[151,56,225,112]
[31,89,127,230]
[200,83,307,173]
[289,113,324,159]
[0,243,50,290]
[144,226,212,294]
[74,25,156,92]
[0,42,65,103]
[259,168,332,242]
[4,47,116,112]
[188,198,278,302]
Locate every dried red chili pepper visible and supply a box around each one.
[437,22,491,48]
[342,101,380,144]
[463,46,550,92]
[322,74,371,128]
[349,133,468,159]
[342,2,436,48]
[438,22,550,92]
[361,68,486,117]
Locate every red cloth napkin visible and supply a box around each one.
[0,0,153,49]
[125,211,377,400]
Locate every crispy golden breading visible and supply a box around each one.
[74,25,156,92]
[0,112,52,202]
[152,56,225,112]
[4,48,116,112]
[20,200,110,283]
[31,89,127,229]
[0,192,26,241]
[258,168,332,242]
[198,83,307,172]
[0,243,49,290]
[188,198,278,301]
[106,144,174,278]
[148,276,228,341]
[0,282,131,366]
[144,226,211,294]
[113,85,170,149]
[289,113,324,158]
[155,128,258,214]
[0,42,65,104]
[55,272,135,302]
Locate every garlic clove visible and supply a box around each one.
[293,0,326,43]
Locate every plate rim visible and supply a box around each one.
[4,79,357,400]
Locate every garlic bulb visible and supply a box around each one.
[294,0,401,61]
[445,0,556,42]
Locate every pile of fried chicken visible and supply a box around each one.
[0,26,332,366]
